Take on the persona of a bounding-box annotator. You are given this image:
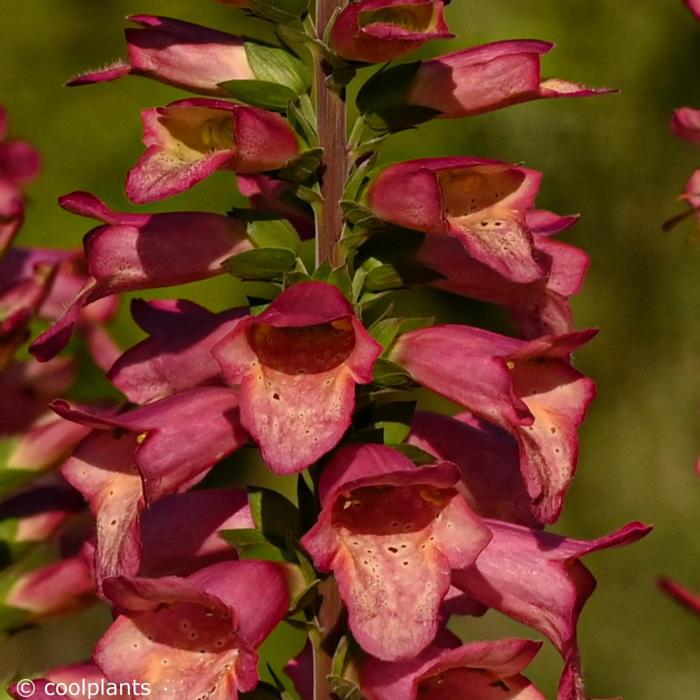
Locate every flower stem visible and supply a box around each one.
[314,0,348,268]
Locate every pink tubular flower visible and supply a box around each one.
[0,107,41,253]
[58,388,248,586]
[29,192,250,362]
[0,485,83,546]
[368,158,548,284]
[658,577,700,617]
[67,15,254,95]
[94,560,289,700]
[417,210,590,337]
[237,174,315,238]
[686,0,700,21]
[213,282,382,474]
[671,106,700,144]
[5,556,94,620]
[330,0,452,63]
[125,99,299,203]
[361,634,545,700]
[390,325,597,523]
[408,410,539,528]
[9,663,110,700]
[301,444,491,661]
[404,40,612,118]
[451,520,651,700]
[108,298,246,404]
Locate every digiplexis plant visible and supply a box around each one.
[2,2,652,699]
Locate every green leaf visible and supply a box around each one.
[340,200,379,227]
[220,528,269,549]
[247,218,301,253]
[372,358,415,388]
[0,604,30,633]
[365,264,404,292]
[245,43,310,94]
[369,317,402,350]
[223,248,297,280]
[249,0,308,23]
[219,79,297,112]
[278,147,324,183]
[249,488,302,543]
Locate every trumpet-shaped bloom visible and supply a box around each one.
[94,560,289,700]
[379,40,612,119]
[67,15,254,95]
[0,107,40,252]
[9,663,112,700]
[416,210,590,337]
[368,158,547,284]
[59,388,248,586]
[213,282,381,474]
[5,556,94,620]
[361,634,545,700]
[452,520,651,700]
[686,0,700,21]
[671,106,700,144]
[0,485,83,545]
[391,325,597,523]
[301,444,491,661]
[330,0,452,63]
[408,411,539,528]
[126,99,299,203]
[29,192,249,362]
[109,298,246,404]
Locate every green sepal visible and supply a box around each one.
[369,315,435,352]
[278,147,324,183]
[312,264,353,301]
[245,43,310,94]
[248,0,309,23]
[329,636,363,700]
[219,79,297,112]
[223,248,298,280]
[365,263,443,292]
[341,200,380,227]
[357,61,441,131]
[372,358,415,388]
[0,604,31,633]
[247,218,301,254]
[249,487,302,543]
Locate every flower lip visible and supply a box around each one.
[359,0,452,39]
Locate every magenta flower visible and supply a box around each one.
[417,210,590,337]
[361,634,545,700]
[108,299,246,404]
[9,663,109,700]
[301,444,491,661]
[58,388,248,585]
[29,192,250,361]
[67,15,254,95]
[368,157,548,283]
[671,106,700,144]
[659,577,700,617]
[94,560,289,699]
[0,107,40,252]
[409,410,539,528]
[390,325,597,523]
[5,556,94,621]
[330,0,452,63]
[126,99,299,203]
[237,174,315,238]
[0,485,83,546]
[398,40,612,118]
[213,282,382,474]
[451,520,651,699]
[687,0,700,21]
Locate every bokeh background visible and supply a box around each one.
[1,0,700,697]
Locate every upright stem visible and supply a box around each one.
[315,0,348,267]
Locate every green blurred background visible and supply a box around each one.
[2,0,700,697]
